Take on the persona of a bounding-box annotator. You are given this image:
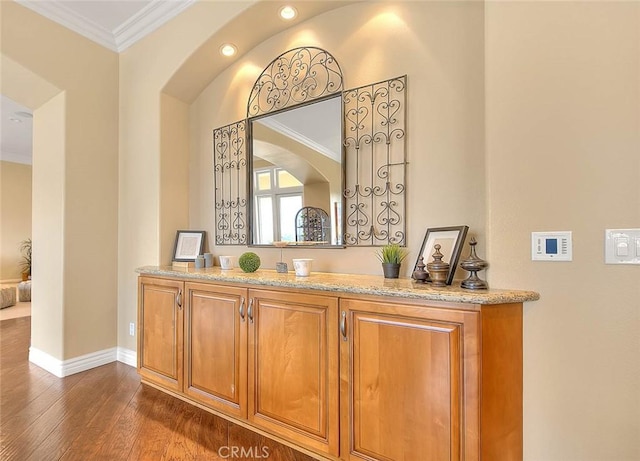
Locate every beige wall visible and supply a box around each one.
[31,92,66,359]
[486,2,640,459]
[1,2,119,360]
[0,161,32,281]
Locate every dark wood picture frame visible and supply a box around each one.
[172,230,206,261]
[413,226,469,285]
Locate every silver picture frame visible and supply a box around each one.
[172,230,206,261]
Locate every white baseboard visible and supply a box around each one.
[29,345,137,378]
[29,346,117,377]
[117,347,137,368]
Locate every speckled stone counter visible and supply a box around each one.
[136,266,539,305]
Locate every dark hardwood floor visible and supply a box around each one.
[0,317,316,461]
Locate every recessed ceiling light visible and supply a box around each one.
[279,6,297,20]
[220,44,237,57]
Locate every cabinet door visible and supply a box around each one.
[248,289,339,457]
[183,282,247,419]
[340,298,480,461]
[138,277,184,392]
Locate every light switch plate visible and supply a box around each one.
[605,229,640,265]
[532,231,572,261]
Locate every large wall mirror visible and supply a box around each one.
[213,47,406,248]
[249,96,343,246]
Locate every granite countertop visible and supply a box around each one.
[136,266,539,305]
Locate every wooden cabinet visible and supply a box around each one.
[137,273,526,461]
[137,278,340,457]
[340,297,523,461]
[183,282,247,418]
[137,276,184,392]
[248,289,339,456]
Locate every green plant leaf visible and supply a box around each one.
[375,243,407,264]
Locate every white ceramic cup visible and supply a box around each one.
[219,256,235,270]
[292,258,313,277]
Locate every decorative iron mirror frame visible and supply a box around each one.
[213,120,247,245]
[213,47,407,248]
[247,46,344,118]
[247,47,345,247]
[343,75,407,246]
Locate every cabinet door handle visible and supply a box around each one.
[176,290,183,310]
[239,298,245,322]
[247,298,254,323]
[340,311,347,341]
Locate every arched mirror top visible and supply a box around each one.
[247,47,344,118]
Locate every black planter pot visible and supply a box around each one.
[382,263,401,279]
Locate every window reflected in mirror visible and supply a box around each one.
[253,166,303,243]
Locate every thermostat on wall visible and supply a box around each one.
[531,231,572,261]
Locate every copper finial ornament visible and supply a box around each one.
[427,244,449,287]
[412,256,429,283]
[460,238,488,290]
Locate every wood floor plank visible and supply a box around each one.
[192,409,228,460]
[161,400,204,460]
[126,386,184,460]
[1,362,84,426]
[13,363,118,460]
[58,363,141,460]
[91,385,164,460]
[1,367,61,421]
[228,423,317,461]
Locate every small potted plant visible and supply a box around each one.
[19,238,32,281]
[376,243,408,279]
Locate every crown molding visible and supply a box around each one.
[115,0,196,52]
[15,0,195,53]
[259,118,341,162]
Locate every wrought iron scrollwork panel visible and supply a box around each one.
[247,47,344,117]
[343,75,407,246]
[214,120,247,245]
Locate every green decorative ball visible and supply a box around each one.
[239,252,261,273]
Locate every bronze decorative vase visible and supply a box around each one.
[426,244,449,287]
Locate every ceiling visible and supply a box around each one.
[2,0,195,165]
[15,0,195,52]
[1,96,33,165]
